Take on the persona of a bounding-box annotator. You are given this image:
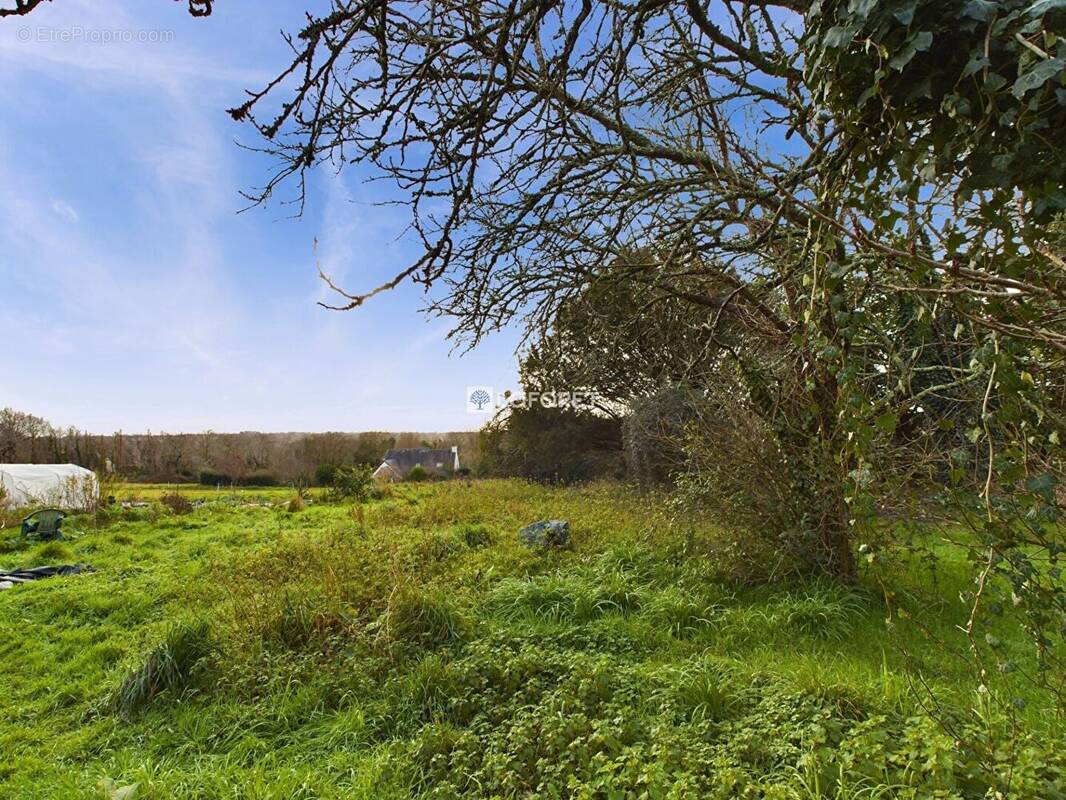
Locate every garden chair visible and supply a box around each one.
[20,508,66,541]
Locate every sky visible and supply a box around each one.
[0,0,521,434]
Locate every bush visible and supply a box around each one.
[94,469,124,511]
[286,496,306,513]
[623,386,701,488]
[112,620,214,719]
[198,469,230,487]
[241,471,278,487]
[160,492,193,515]
[315,463,339,487]
[197,470,277,487]
[455,522,493,549]
[478,404,623,484]
[328,464,375,501]
[406,464,428,482]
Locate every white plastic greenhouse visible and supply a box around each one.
[0,464,98,510]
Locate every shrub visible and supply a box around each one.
[315,463,339,487]
[112,620,214,719]
[328,464,375,502]
[241,471,278,487]
[406,464,428,482]
[159,492,193,515]
[623,386,701,488]
[478,403,623,484]
[198,469,230,487]
[286,495,306,513]
[455,522,493,549]
[94,469,124,511]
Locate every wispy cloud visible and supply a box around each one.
[50,199,79,223]
[0,0,521,434]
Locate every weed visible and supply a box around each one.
[642,586,715,638]
[112,619,215,719]
[665,657,738,722]
[778,583,868,641]
[455,522,493,549]
[160,492,193,515]
[383,587,467,651]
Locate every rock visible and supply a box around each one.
[519,519,571,548]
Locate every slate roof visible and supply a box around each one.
[380,448,457,474]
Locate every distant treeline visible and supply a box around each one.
[0,408,479,485]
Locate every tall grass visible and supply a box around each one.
[112,619,215,719]
[1,479,1062,798]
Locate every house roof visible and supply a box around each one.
[380,448,456,472]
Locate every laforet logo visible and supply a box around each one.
[467,387,493,413]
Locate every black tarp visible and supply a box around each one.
[0,565,92,586]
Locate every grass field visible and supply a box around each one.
[0,480,1062,799]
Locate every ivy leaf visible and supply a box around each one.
[823,25,858,49]
[889,31,933,71]
[1026,473,1058,503]
[1028,0,1066,18]
[962,0,998,22]
[961,55,991,78]
[1012,58,1065,98]
[848,0,878,21]
[875,412,898,434]
[892,0,918,25]
[984,71,1009,91]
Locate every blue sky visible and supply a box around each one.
[0,0,521,434]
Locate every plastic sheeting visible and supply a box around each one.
[0,464,98,509]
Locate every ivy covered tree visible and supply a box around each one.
[213,0,1065,587]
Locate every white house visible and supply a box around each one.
[372,447,461,482]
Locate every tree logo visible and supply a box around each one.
[467,387,493,413]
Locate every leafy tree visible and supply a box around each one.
[328,464,375,501]
[315,463,339,487]
[210,0,1064,584]
[479,404,623,485]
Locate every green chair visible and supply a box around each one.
[21,509,66,541]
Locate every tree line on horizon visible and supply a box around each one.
[0,407,480,486]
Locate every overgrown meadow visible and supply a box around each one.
[0,480,1063,799]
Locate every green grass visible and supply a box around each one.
[0,480,1061,798]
